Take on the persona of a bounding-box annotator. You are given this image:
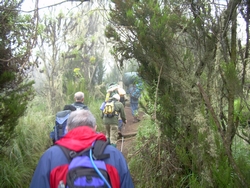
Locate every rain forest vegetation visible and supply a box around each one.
[1,0,250,187]
[0,1,129,186]
[0,1,36,155]
[106,0,250,187]
[0,1,37,186]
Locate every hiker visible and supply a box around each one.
[30,110,134,188]
[103,94,127,147]
[49,105,76,144]
[50,92,88,145]
[105,83,118,102]
[105,83,126,107]
[63,104,77,111]
[102,83,126,132]
[70,91,89,110]
[128,83,142,123]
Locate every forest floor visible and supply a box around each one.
[115,101,144,160]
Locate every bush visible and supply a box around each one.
[87,99,106,133]
[0,97,53,187]
[128,114,250,187]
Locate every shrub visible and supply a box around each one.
[0,97,53,187]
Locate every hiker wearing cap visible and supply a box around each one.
[103,94,127,147]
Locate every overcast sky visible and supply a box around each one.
[22,0,61,11]
[21,0,246,42]
[21,0,82,13]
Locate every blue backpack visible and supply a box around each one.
[57,140,112,188]
[50,110,71,144]
[131,82,143,99]
[50,104,88,144]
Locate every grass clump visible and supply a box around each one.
[0,97,53,187]
[88,99,106,133]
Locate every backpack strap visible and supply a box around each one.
[57,140,109,162]
[58,145,92,162]
[92,140,110,160]
[110,100,118,116]
[57,146,71,162]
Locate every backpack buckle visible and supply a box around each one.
[69,151,77,158]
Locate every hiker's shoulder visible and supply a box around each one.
[72,102,88,110]
[81,104,89,110]
[103,145,127,167]
[41,145,67,163]
[56,109,71,116]
[114,100,123,106]
[104,144,123,157]
[45,145,64,155]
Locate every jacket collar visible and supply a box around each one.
[55,126,106,152]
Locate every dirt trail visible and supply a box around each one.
[116,102,143,159]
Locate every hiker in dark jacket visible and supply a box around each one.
[63,91,89,110]
[30,110,134,188]
[50,92,88,145]
[103,94,127,147]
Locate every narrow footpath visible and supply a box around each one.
[116,103,143,159]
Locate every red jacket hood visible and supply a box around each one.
[55,126,106,152]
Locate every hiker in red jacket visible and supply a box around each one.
[30,110,134,188]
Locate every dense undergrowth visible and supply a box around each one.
[1,97,250,187]
[0,96,106,188]
[128,116,250,187]
[0,97,52,187]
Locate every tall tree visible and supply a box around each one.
[63,2,109,91]
[34,9,81,113]
[35,2,111,110]
[106,0,249,186]
[0,0,36,153]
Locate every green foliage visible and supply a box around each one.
[107,0,250,186]
[232,135,250,184]
[87,99,106,133]
[63,68,89,106]
[221,62,241,95]
[0,0,36,154]
[0,79,35,153]
[211,157,235,188]
[129,114,249,187]
[129,116,163,187]
[0,97,53,188]
[136,115,158,141]
[234,98,250,127]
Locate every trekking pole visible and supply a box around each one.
[121,136,124,152]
